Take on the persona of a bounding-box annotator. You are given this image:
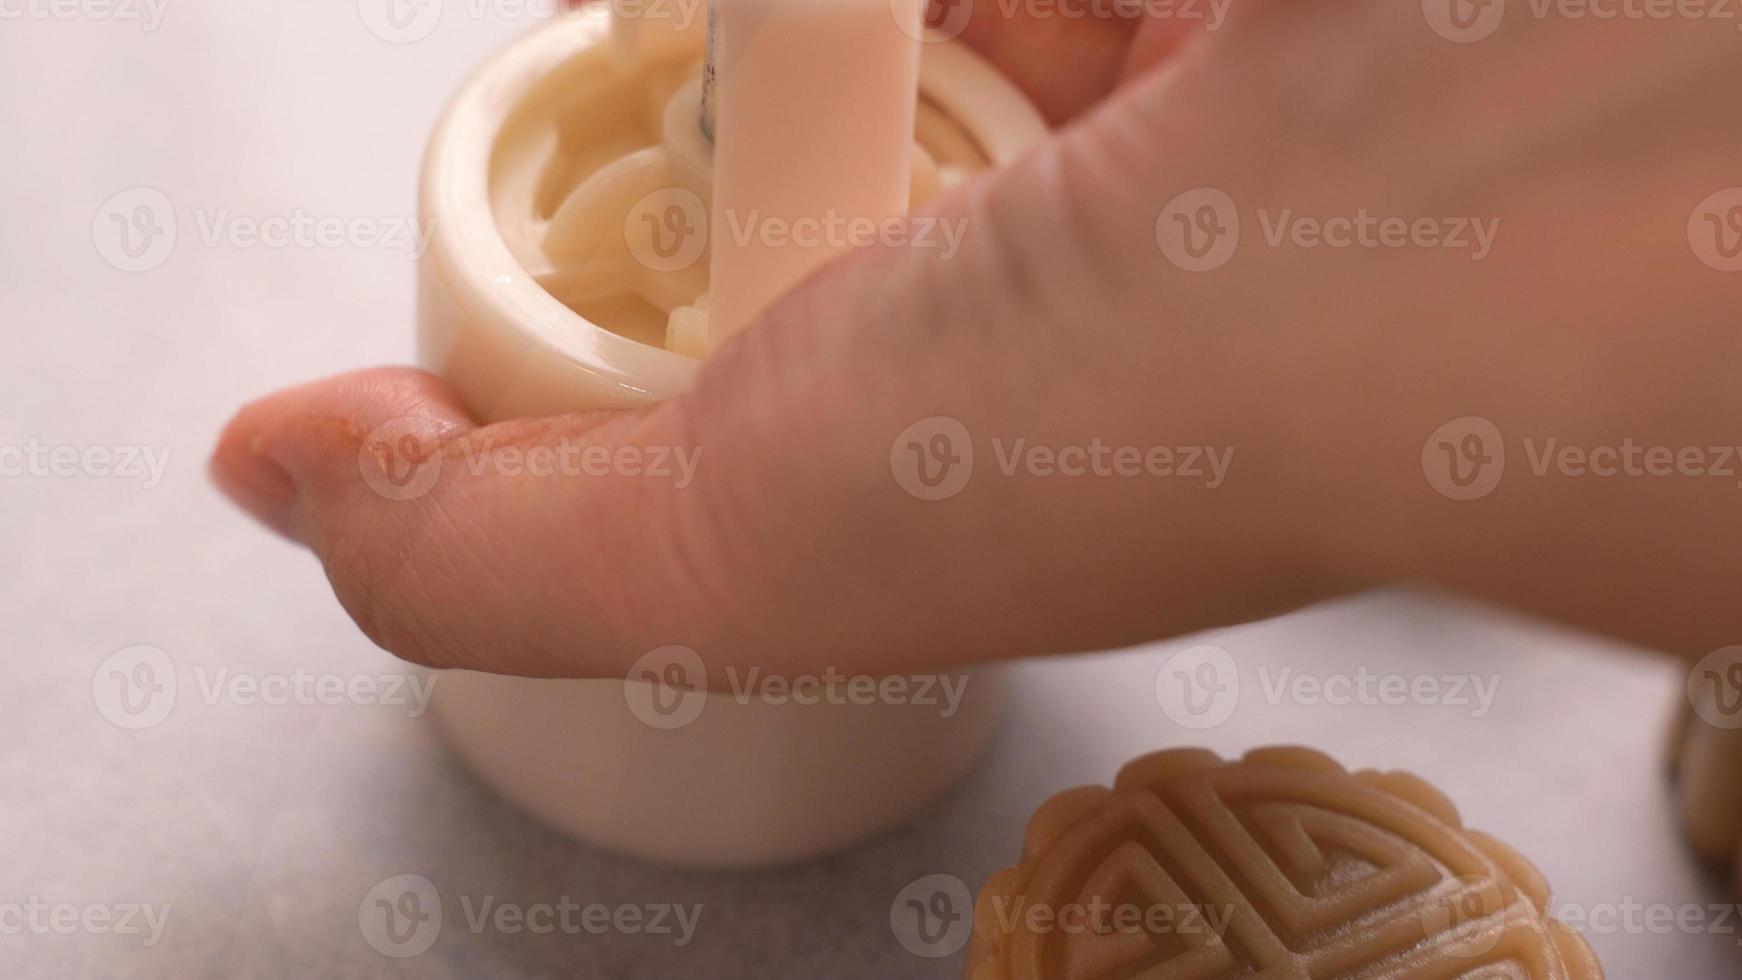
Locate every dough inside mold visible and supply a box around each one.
[485,20,993,357]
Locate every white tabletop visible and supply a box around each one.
[0,4,1730,977]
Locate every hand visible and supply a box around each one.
[213,2,1742,680]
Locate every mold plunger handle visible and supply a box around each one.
[705,0,925,349]
[701,5,718,142]
[609,0,704,69]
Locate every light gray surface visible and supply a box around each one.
[0,4,1732,978]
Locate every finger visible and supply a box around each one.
[212,367,707,678]
[665,74,1344,682]
[945,0,1142,123]
[214,22,1336,682]
[1122,9,1215,83]
[941,0,1230,124]
[211,369,477,545]
[211,66,1341,682]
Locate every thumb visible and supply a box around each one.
[212,32,1342,680]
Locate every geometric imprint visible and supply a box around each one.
[965,746,1603,980]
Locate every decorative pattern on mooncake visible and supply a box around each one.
[967,747,1602,980]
